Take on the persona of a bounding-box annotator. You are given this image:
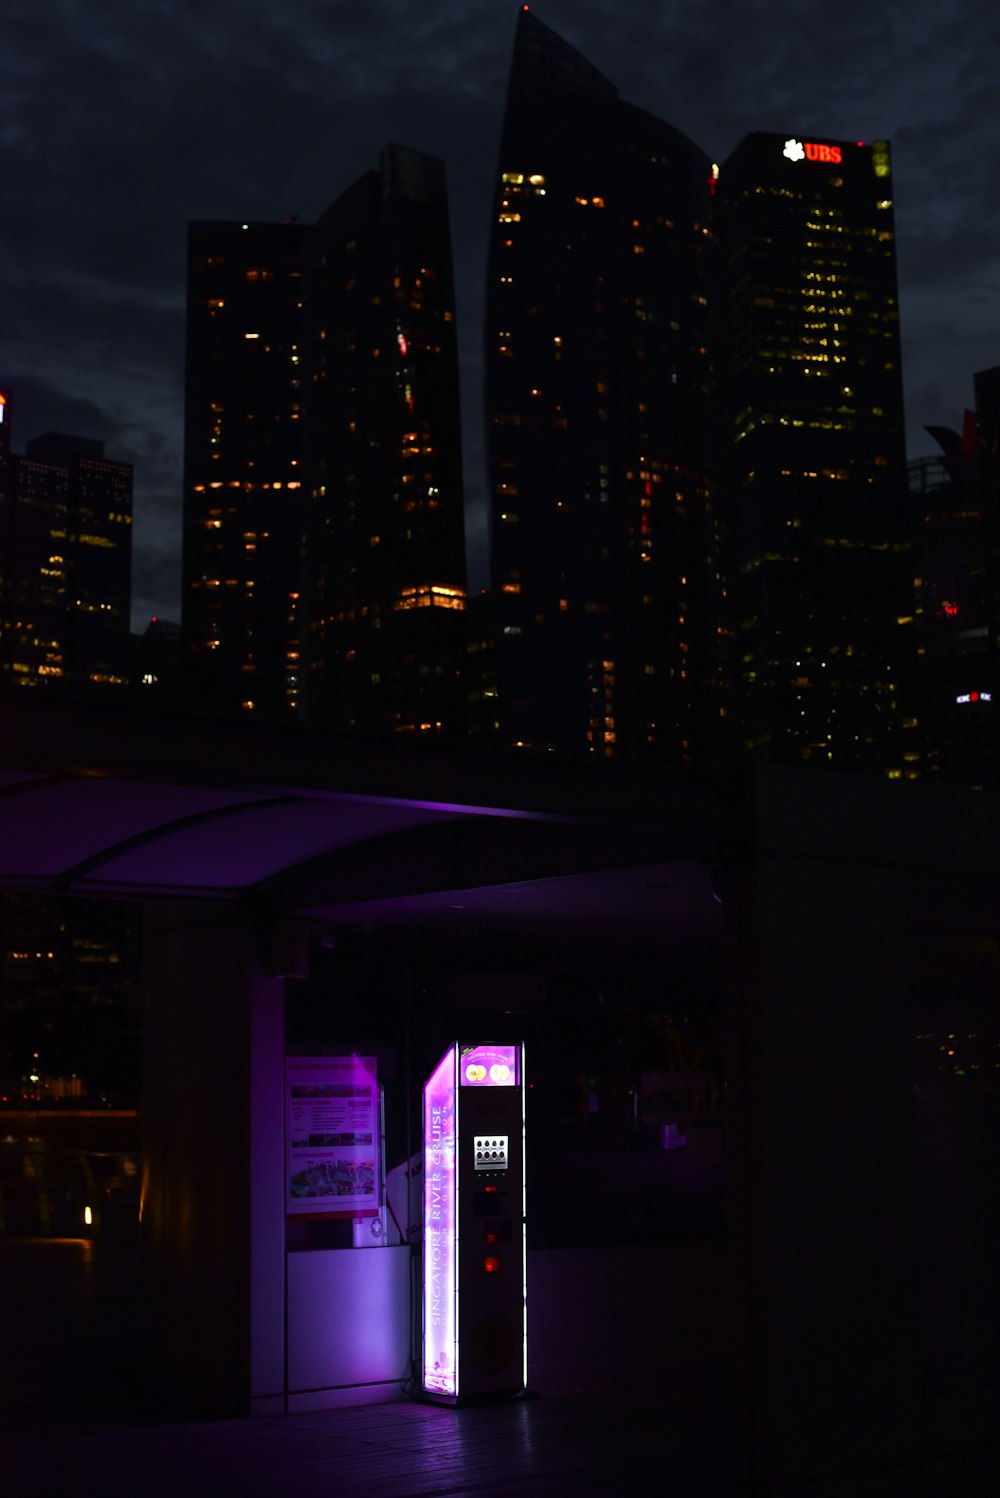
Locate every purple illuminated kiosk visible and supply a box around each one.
[422,1043,527,1403]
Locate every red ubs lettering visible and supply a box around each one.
[804,142,843,163]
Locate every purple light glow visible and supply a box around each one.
[460,1044,519,1087]
[423,1045,458,1397]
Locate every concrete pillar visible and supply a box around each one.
[142,903,285,1416]
[249,947,286,1415]
[725,782,921,1487]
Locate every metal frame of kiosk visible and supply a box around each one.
[422,1043,526,1403]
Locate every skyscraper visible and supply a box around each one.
[304,145,467,737]
[0,391,138,1102]
[910,368,1000,788]
[483,10,730,762]
[182,219,308,719]
[0,392,132,693]
[718,133,918,774]
[181,147,466,734]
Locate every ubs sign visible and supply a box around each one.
[783,138,843,164]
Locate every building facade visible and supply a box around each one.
[0,393,132,693]
[718,133,918,775]
[0,392,137,1104]
[303,145,467,738]
[483,10,731,762]
[182,220,308,719]
[182,148,467,735]
[910,367,1000,788]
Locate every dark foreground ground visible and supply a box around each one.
[1,1235,998,1498]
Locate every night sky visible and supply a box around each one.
[3,0,997,627]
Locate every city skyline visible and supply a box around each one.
[3,1,997,626]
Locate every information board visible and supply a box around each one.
[286,1055,379,1216]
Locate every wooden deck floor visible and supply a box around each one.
[3,1236,999,1497]
[0,1235,732,1496]
[0,1394,737,1498]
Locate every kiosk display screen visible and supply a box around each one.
[460,1045,519,1086]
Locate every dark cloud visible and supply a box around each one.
[2,0,997,626]
[0,375,125,449]
[132,541,181,628]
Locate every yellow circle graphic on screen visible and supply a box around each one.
[465,1063,487,1082]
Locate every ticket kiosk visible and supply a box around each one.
[422,1043,526,1403]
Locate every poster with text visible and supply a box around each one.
[286,1055,379,1215]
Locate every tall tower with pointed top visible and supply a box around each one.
[483,9,731,763]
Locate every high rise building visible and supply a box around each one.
[718,133,918,775]
[182,220,308,719]
[181,147,466,735]
[483,10,730,761]
[304,145,467,737]
[0,391,137,1103]
[0,392,132,693]
[910,367,1000,788]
